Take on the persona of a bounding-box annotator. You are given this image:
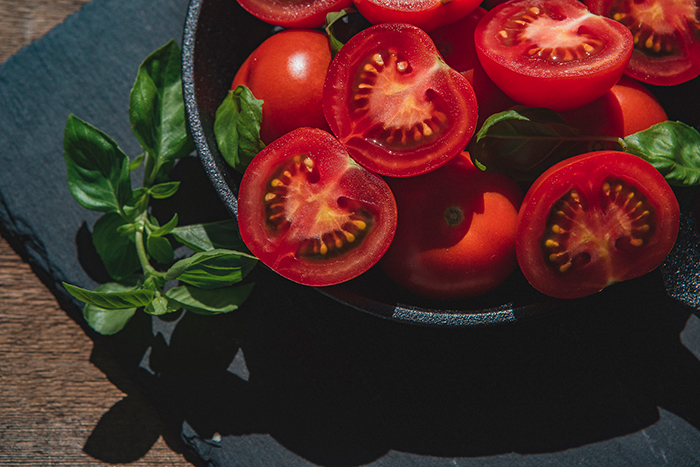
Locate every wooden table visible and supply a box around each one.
[0,1,196,465]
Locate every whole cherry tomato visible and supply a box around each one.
[381,152,523,300]
[516,150,679,299]
[560,76,668,137]
[232,29,332,144]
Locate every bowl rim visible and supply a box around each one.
[181,0,568,327]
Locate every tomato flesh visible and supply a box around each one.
[516,151,679,299]
[323,23,478,178]
[237,128,397,286]
[475,0,634,111]
[235,0,353,28]
[586,0,700,85]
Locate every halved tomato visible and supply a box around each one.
[237,128,397,287]
[353,0,482,32]
[474,0,634,111]
[586,0,700,85]
[235,0,353,28]
[516,151,680,299]
[323,23,478,178]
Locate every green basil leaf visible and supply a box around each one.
[214,86,264,173]
[171,219,248,252]
[64,282,153,310]
[144,289,176,315]
[129,40,195,170]
[147,234,174,264]
[623,121,700,186]
[63,114,132,212]
[122,187,150,220]
[130,153,145,171]
[149,181,180,199]
[92,212,141,281]
[469,107,624,181]
[150,213,179,237]
[165,283,254,315]
[164,249,257,288]
[325,9,355,55]
[78,281,143,335]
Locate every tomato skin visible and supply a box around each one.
[474,0,634,111]
[516,151,679,299]
[353,0,483,32]
[428,7,486,72]
[381,152,524,300]
[232,29,332,145]
[235,0,353,28]
[323,23,479,178]
[586,0,700,86]
[461,63,517,130]
[237,128,398,287]
[560,76,668,137]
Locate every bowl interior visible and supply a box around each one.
[181,0,699,326]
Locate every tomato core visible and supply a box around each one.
[542,179,655,278]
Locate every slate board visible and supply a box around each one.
[3,0,700,466]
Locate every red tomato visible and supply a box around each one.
[323,23,478,178]
[353,0,482,32]
[381,152,524,300]
[586,0,700,86]
[232,29,332,145]
[235,0,353,28]
[516,151,679,299]
[560,76,668,137]
[461,63,517,129]
[237,128,397,287]
[474,0,634,111]
[428,7,486,72]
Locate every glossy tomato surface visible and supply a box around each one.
[323,23,478,178]
[586,0,700,86]
[235,0,353,28]
[354,0,482,32]
[381,152,523,300]
[232,29,332,145]
[429,7,486,73]
[560,76,668,137]
[237,128,397,287]
[516,151,679,299]
[475,0,634,111]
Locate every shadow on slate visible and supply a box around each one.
[2,0,700,466]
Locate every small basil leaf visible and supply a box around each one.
[149,181,180,199]
[165,283,255,315]
[150,213,179,237]
[623,121,700,186]
[164,249,257,288]
[92,212,141,281]
[64,282,153,310]
[78,281,143,335]
[144,289,175,315]
[122,187,150,220]
[130,40,195,170]
[214,86,264,173]
[130,153,145,171]
[63,114,132,212]
[469,107,623,181]
[171,219,248,252]
[147,234,175,264]
[325,9,354,55]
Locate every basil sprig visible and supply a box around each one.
[63,40,256,335]
[470,107,700,186]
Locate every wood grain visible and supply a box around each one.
[0,1,196,465]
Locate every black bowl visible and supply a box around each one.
[181,0,700,326]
